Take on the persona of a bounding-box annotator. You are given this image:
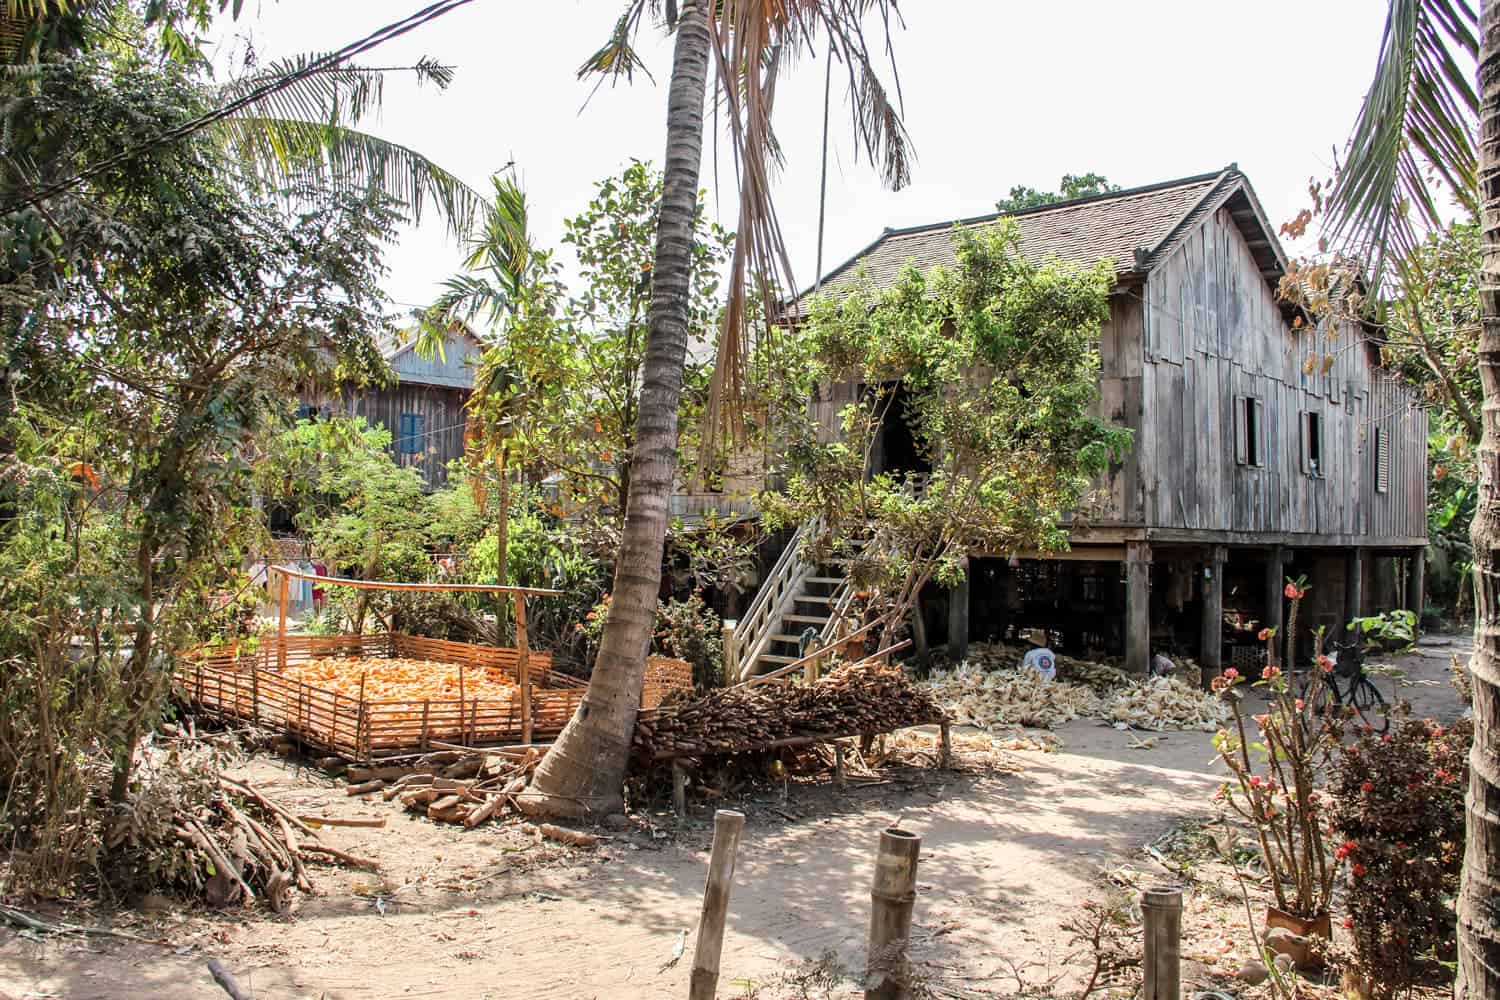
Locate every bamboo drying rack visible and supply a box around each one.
[175,568,583,760]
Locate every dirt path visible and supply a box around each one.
[0,635,1467,1000]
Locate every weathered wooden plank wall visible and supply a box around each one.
[1139,205,1427,543]
[302,383,469,490]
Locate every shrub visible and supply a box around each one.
[656,590,725,690]
[1328,714,1471,994]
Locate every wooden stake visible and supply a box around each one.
[277,570,289,671]
[688,809,746,1000]
[1142,885,1182,1000]
[938,722,951,769]
[673,759,688,818]
[515,593,532,744]
[866,827,921,1000]
[834,742,846,789]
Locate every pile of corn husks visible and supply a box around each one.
[1105,676,1228,732]
[927,664,1103,730]
[928,646,1228,733]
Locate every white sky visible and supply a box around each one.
[214,1,1395,314]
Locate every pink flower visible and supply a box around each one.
[1223,668,1240,681]
[1284,583,1303,599]
[1263,665,1283,680]
[1343,917,1354,930]
[1258,627,1274,641]
[1360,781,1375,793]
[1335,840,1357,860]
[1352,863,1367,877]
[1316,654,1334,673]
[1249,776,1263,788]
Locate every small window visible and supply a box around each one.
[398,412,424,455]
[1235,396,1262,467]
[1374,426,1390,494]
[1300,411,1323,478]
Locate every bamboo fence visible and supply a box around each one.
[175,632,585,760]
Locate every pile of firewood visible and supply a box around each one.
[338,748,540,826]
[633,660,946,758]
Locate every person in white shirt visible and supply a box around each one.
[1019,630,1057,682]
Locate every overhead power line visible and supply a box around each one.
[4,0,476,214]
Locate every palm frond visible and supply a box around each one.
[215,53,486,236]
[700,0,912,454]
[1325,0,1477,286]
[577,1,657,86]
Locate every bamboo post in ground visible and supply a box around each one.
[514,593,532,744]
[938,722,951,769]
[688,809,746,1000]
[721,620,738,686]
[866,827,921,999]
[673,759,688,818]
[1142,886,1182,1000]
[277,570,289,670]
[834,742,846,789]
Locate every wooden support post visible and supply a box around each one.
[866,827,921,1000]
[688,809,746,1000]
[938,721,951,769]
[834,742,846,789]
[946,570,970,663]
[1125,542,1152,675]
[672,760,688,818]
[722,620,739,687]
[1199,546,1226,684]
[277,570,289,671]
[514,593,532,745]
[1263,545,1285,639]
[1409,547,1426,623]
[1344,547,1365,642]
[1141,886,1182,1000]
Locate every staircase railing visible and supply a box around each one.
[730,519,816,682]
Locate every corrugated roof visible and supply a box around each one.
[796,166,1281,309]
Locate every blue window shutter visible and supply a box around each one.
[399,413,423,454]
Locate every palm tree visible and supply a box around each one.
[1322,1,1500,991]
[522,0,912,818]
[421,171,551,623]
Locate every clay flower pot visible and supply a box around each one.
[1265,906,1332,970]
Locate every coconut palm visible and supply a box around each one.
[522,0,913,818]
[1321,1,1499,991]
[3,1,486,236]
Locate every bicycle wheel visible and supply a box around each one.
[1349,677,1389,734]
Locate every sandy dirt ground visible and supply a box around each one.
[0,633,1469,1000]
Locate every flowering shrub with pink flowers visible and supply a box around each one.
[1327,714,1472,994]
[1211,578,1340,920]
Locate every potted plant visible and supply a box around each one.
[1211,578,1338,966]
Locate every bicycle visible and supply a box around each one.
[1300,639,1389,734]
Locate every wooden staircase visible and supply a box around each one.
[729,522,858,682]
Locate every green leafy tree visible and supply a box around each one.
[995,172,1120,213]
[495,160,731,520]
[0,49,397,820]
[257,417,433,632]
[761,222,1129,660]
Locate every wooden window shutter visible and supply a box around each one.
[1375,427,1390,494]
[1234,396,1248,465]
[1299,412,1311,475]
[1250,398,1263,467]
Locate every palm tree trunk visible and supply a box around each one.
[522,1,710,818]
[1459,3,1500,992]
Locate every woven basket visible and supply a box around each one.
[641,655,694,709]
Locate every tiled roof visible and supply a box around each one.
[797,167,1275,308]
